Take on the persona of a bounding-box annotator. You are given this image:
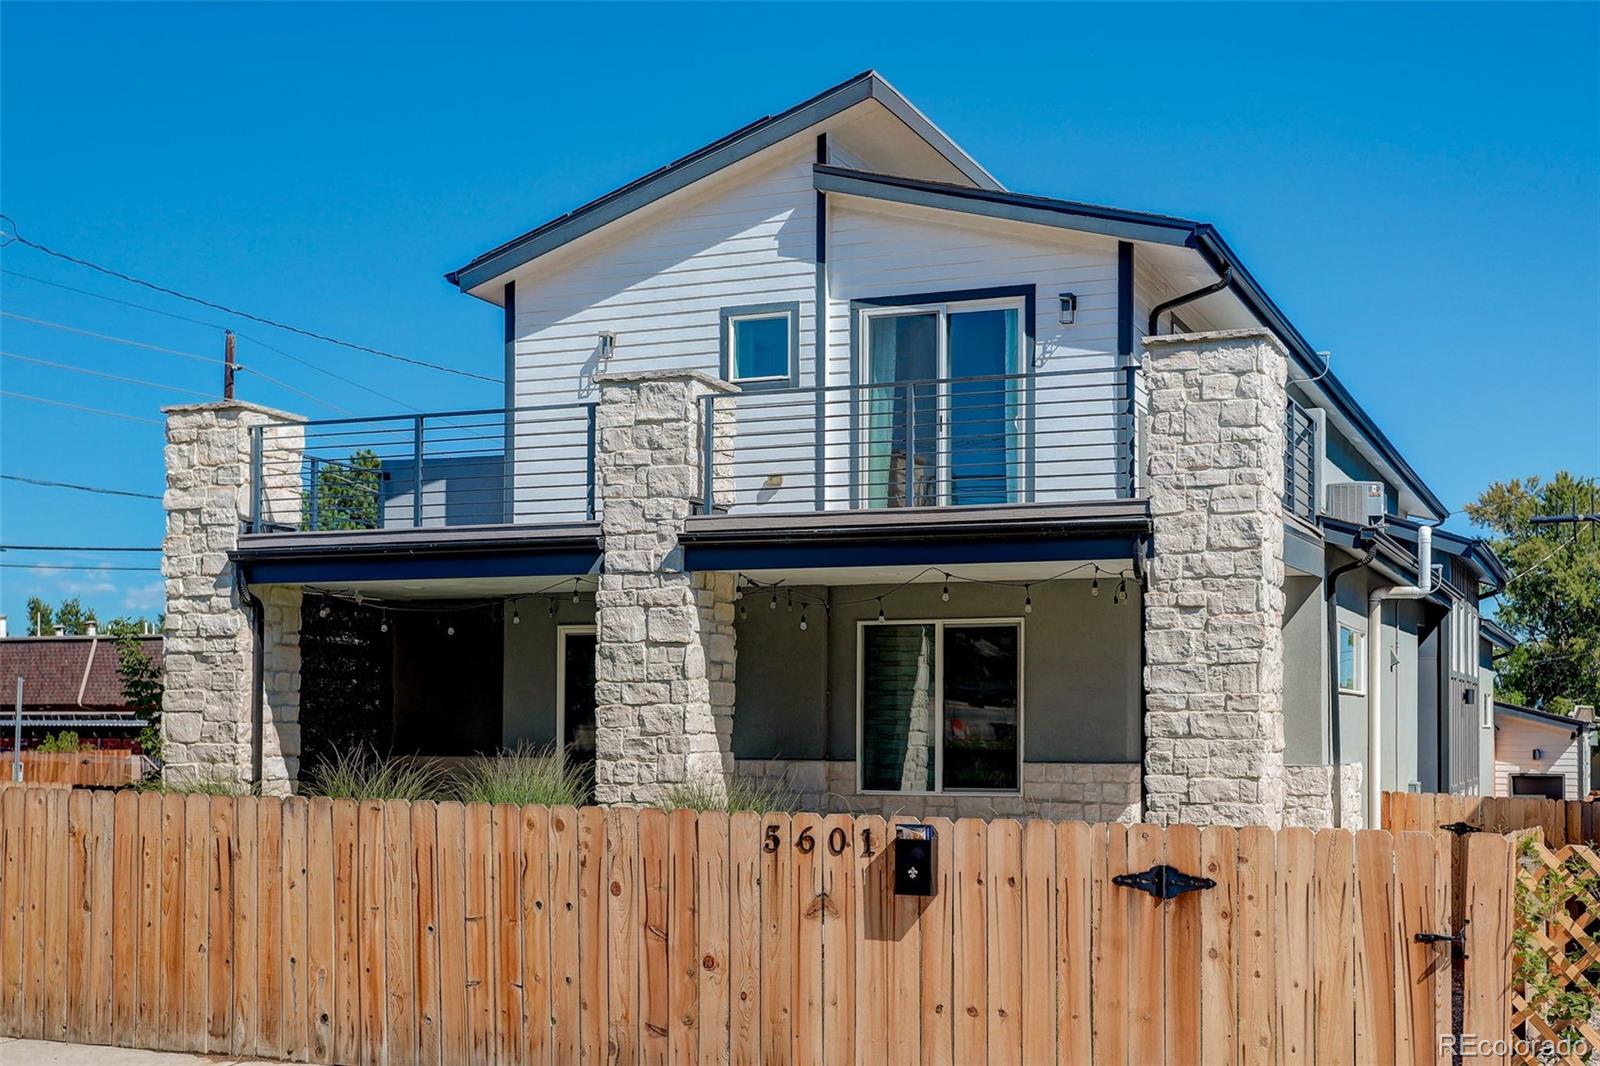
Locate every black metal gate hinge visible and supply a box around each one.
[1438,821,1483,836]
[1113,864,1216,901]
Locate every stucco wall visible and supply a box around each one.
[730,576,1144,765]
[1282,574,1328,764]
[502,600,599,749]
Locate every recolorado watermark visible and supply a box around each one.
[1442,1033,1592,1058]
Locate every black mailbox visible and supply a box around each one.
[893,824,937,897]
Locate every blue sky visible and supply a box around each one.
[2,2,1596,629]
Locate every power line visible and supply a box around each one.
[4,268,426,413]
[0,563,161,572]
[1,311,353,414]
[0,544,161,552]
[1,216,501,384]
[1,350,215,400]
[0,390,161,425]
[0,474,161,500]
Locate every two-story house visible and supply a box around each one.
[158,71,1504,829]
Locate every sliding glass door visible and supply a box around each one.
[860,300,1024,508]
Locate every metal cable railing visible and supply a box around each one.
[701,367,1135,514]
[250,401,597,533]
[1283,400,1317,521]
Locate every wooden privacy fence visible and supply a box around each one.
[1384,791,1600,847]
[1,787,1517,1065]
[4,751,145,788]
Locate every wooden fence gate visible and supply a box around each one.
[0,788,1516,1064]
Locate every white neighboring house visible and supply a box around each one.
[1493,702,1595,800]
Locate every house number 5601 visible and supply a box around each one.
[762,824,875,857]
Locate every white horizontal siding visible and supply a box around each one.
[1494,716,1583,799]
[504,143,818,520]
[821,198,1125,508]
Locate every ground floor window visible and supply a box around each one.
[1337,623,1364,693]
[1510,773,1565,800]
[857,619,1022,794]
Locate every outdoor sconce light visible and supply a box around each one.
[597,330,617,361]
[1533,748,1545,761]
[893,824,937,897]
[1058,292,1077,325]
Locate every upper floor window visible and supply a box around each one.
[720,302,799,390]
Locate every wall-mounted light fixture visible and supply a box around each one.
[1058,292,1077,325]
[1533,748,1545,761]
[597,330,617,361]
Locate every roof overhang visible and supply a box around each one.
[446,71,1001,294]
[233,524,602,586]
[817,166,1451,521]
[1496,701,1590,733]
[679,501,1150,573]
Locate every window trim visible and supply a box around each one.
[854,616,1025,797]
[1337,622,1366,695]
[719,301,800,390]
[554,624,597,754]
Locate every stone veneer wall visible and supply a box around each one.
[1282,763,1365,830]
[161,401,303,788]
[735,759,1141,823]
[592,371,738,805]
[258,585,303,794]
[1141,329,1290,828]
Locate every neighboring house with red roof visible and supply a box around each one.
[0,633,162,751]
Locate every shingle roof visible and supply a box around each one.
[0,635,163,714]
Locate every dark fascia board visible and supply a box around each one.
[1496,701,1590,733]
[1380,514,1511,591]
[1482,617,1519,652]
[235,523,601,558]
[1321,517,1423,585]
[446,71,1001,293]
[679,501,1151,547]
[814,165,1450,522]
[814,165,1197,248]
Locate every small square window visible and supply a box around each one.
[1337,624,1364,693]
[721,303,797,389]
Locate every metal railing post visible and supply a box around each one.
[700,395,716,515]
[1124,362,1138,498]
[249,425,262,532]
[412,415,425,527]
[904,384,916,508]
[307,456,322,532]
[585,403,598,521]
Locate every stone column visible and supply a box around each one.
[161,400,304,791]
[592,370,739,806]
[1140,329,1289,828]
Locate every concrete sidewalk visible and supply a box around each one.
[0,1037,282,1065]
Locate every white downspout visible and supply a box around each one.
[1366,524,1433,826]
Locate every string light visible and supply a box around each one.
[511,606,521,625]
[318,603,331,619]
[1091,572,1100,597]
[1023,585,1033,614]
[571,580,581,604]
[877,599,886,623]
[941,574,950,602]
[769,593,778,610]
[799,607,808,632]
[786,589,793,613]
[547,598,556,619]
[379,611,389,634]
[446,624,455,636]
[739,597,748,620]
[1115,577,1128,604]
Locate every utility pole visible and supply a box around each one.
[223,330,237,400]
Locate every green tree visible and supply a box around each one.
[305,448,382,531]
[115,630,165,759]
[23,595,98,635]
[1466,472,1600,712]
